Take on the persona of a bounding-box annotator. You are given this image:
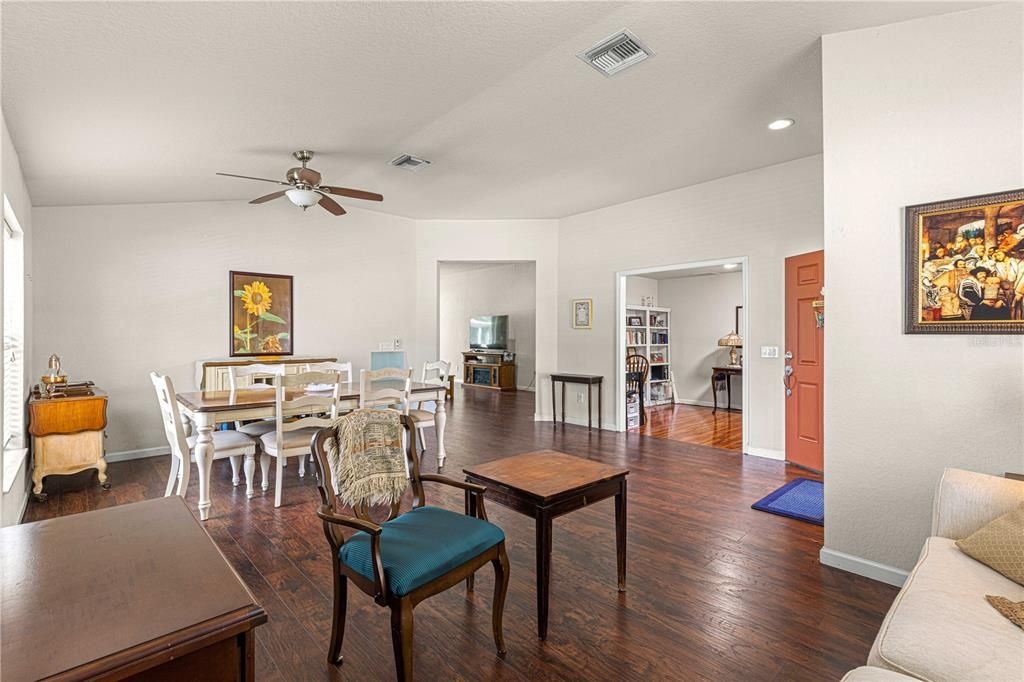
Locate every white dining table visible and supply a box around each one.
[175,379,447,520]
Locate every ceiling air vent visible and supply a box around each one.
[577,29,653,77]
[389,154,432,172]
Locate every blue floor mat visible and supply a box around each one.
[751,477,823,526]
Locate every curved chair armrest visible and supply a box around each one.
[420,473,486,494]
[419,474,489,521]
[317,505,389,602]
[317,506,383,535]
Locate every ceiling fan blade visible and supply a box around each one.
[250,190,287,205]
[317,193,346,216]
[216,172,290,186]
[319,186,383,202]
[298,167,321,185]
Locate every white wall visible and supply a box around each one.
[624,276,658,307]
[660,271,743,406]
[438,261,536,389]
[558,155,823,454]
[413,220,558,419]
[822,3,1024,580]
[1,111,34,526]
[32,200,417,455]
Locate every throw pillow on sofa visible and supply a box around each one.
[956,503,1024,586]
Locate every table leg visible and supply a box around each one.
[465,488,476,592]
[551,379,557,427]
[434,391,448,468]
[598,383,602,431]
[536,510,553,640]
[615,480,627,592]
[193,413,216,521]
[561,383,566,425]
[587,383,592,430]
[727,374,732,412]
[712,374,718,414]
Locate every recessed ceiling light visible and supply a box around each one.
[723,263,739,270]
[768,118,795,131]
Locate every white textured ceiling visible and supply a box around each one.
[2,1,983,218]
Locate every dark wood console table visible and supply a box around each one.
[550,373,603,431]
[1,496,267,680]
[464,451,627,640]
[711,366,742,413]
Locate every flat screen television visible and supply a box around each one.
[469,315,509,350]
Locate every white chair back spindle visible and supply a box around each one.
[304,361,353,385]
[359,367,412,413]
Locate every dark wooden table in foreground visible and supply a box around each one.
[464,450,628,640]
[1,496,267,681]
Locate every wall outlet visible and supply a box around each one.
[576,392,585,403]
[393,337,402,350]
[760,346,779,358]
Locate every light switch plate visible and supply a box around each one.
[760,346,779,358]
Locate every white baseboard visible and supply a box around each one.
[106,446,169,463]
[517,385,535,392]
[533,413,614,431]
[744,446,785,461]
[820,547,908,587]
[674,398,716,408]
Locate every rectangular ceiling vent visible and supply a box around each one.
[389,154,432,172]
[577,29,653,77]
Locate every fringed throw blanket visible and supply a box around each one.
[326,408,408,508]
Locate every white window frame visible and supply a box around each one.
[2,195,27,494]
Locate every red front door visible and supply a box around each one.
[785,250,824,471]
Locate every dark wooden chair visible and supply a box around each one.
[310,413,510,681]
[625,354,649,426]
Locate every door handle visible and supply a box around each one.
[783,365,794,396]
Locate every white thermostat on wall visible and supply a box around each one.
[760,346,779,358]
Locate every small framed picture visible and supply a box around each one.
[572,298,593,329]
[627,315,643,327]
[651,351,665,363]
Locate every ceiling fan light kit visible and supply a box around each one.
[216,150,383,216]
[285,188,320,208]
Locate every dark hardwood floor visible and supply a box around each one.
[25,388,895,681]
[638,403,742,451]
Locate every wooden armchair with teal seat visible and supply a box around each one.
[310,412,510,681]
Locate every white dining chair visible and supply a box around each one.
[304,361,353,384]
[410,360,449,462]
[359,367,413,476]
[229,363,286,437]
[150,371,257,498]
[261,371,341,507]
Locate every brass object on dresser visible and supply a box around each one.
[28,387,109,501]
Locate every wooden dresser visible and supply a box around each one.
[28,388,108,500]
[195,355,337,390]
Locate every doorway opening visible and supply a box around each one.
[437,261,537,402]
[616,258,749,454]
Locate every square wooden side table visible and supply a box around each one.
[464,450,628,640]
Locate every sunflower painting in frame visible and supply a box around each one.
[230,271,294,356]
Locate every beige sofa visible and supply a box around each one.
[843,468,1024,682]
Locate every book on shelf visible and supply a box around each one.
[626,330,647,345]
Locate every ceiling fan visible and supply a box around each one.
[216,150,383,216]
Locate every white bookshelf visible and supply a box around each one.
[624,305,672,408]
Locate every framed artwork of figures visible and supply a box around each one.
[230,271,294,356]
[572,299,592,329]
[905,188,1024,334]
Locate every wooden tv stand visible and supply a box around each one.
[462,351,517,391]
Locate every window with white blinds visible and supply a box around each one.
[3,216,24,451]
